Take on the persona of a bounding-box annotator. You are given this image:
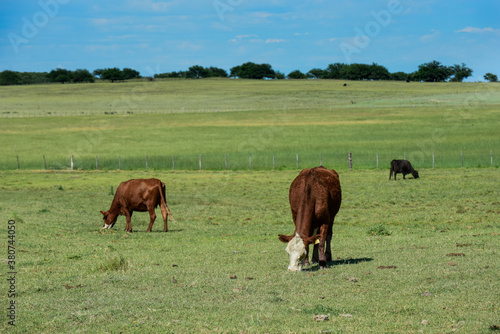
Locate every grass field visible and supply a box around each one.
[1,79,499,170]
[0,79,499,332]
[0,168,498,333]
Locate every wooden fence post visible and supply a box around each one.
[461,151,464,168]
[70,155,74,171]
[249,154,252,171]
[376,153,379,169]
[16,155,20,170]
[296,154,299,170]
[172,155,175,171]
[199,154,202,171]
[96,155,98,170]
[348,152,352,170]
[432,151,435,169]
[43,155,47,170]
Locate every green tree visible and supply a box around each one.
[72,69,95,83]
[230,62,275,79]
[0,70,22,85]
[187,65,209,79]
[391,72,410,81]
[483,73,498,82]
[48,68,72,83]
[206,66,228,78]
[101,68,125,82]
[287,70,307,79]
[122,68,141,80]
[413,61,452,82]
[450,63,473,82]
[307,68,326,79]
[324,63,347,79]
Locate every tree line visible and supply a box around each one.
[1,61,498,85]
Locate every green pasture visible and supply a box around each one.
[0,79,499,170]
[0,169,498,333]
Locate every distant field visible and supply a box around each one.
[0,169,498,333]
[0,79,499,170]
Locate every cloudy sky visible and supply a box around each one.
[1,0,499,81]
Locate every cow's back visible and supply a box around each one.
[289,167,341,228]
[113,178,163,209]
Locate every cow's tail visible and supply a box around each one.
[159,182,175,223]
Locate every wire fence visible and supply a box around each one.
[3,150,497,171]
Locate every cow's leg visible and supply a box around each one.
[124,210,133,232]
[325,224,333,262]
[317,225,329,268]
[160,203,168,232]
[146,207,156,232]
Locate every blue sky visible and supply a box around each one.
[1,0,499,81]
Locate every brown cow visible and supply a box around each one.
[100,178,174,232]
[278,167,342,271]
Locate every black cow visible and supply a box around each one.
[389,159,419,180]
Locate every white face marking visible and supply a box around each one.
[285,233,307,271]
[103,223,112,229]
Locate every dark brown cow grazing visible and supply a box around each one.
[278,167,342,271]
[100,178,174,232]
[389,159,419,180]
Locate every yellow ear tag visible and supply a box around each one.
[314,239,320,245]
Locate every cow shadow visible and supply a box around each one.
[303,257,373,272]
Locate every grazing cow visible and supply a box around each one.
[389,159,419,180]
[278,167,342,271]
[100,178,174,232]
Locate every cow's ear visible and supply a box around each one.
[278,234,293,243]
[100,210,106,216]
[305,234,321,245]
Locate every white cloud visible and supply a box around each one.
[229,34,258,43]
[456,27,500,33]
[294,32,309,36]
[179,42,202,51]
[265,38,285,43]
[419,29,440,43]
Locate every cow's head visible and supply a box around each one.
[412,170,419,179]
[100,210,117,229]
[279,233,313,271]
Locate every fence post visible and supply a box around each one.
[376,153,379,169]
[146,155,148,171]
[432,151,435,169]
[225,154,227,171]
[172,155,175,171]
[491,150,493,167]
[461,151,464,168]
[199,154,202,171]
[119,155,121,170]
[96,155,98,170]
[296,154,299,170]
[43,155,47,170]
[273,154,275,171]
[249,154,252,171]
[16,155,20,170]
[70,155,74,171]
[348,152,352,170]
